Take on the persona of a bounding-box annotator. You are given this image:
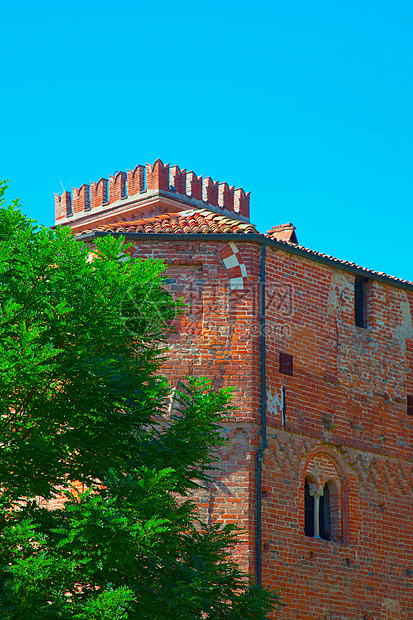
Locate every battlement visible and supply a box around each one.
[55,159,250,225]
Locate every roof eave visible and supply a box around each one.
[76,231,413,292]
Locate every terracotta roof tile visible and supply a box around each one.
[269,238,413,287]
[81,209,257,236]
[78,208,413,288]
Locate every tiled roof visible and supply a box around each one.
[80,209,257,236]
[269,238,413,288]
[78,208,413,289]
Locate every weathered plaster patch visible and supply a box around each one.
[267,388,281,417]
[382,599,401,619]
[393,293,413,342]
[328,271,352,315]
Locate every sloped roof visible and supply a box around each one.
[79,209,256,236]
[77,208,413,290]
[271,238,413,287]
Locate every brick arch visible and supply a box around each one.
[123,240,248,352]
[305,472,317,487]
[217,242,248,290]
[300,445,350,485]
[299,446,351,544]
[119,241,250,292]
[123,243,139,259]
[305,452,344,490]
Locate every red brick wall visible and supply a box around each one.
[262,247,413,619]
[53,232,411,619]
[128,239,263,574]
[129,238,413,619]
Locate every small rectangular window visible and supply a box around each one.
[407,395,413,416]
[354,277,368,328]
[279,352,293,376]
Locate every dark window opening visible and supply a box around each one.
[279,352,293,376]
[319,484,331,541]
[407,395,413,416]
[354,277,368,328]
[304,479,314,537]
[305,480,333,540]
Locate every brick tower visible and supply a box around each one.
[55,159,413,620]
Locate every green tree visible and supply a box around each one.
[0,182,282,619]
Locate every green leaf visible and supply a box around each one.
[0,185,282,619]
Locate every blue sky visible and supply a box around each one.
[1,0,413,281]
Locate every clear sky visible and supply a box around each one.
[1,0,412,281]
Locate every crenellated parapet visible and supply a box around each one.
[109,171,127,203]
[55,191,72,220]
[73,184,90,214]
[91,178,108,209]
[127,165,145,195]
[55,159,250,224]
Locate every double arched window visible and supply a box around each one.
[303,449,347,543]
[304,478,334,540]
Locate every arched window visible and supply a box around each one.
[304,480,335,541]
[319,483,331,541]
[303,452,347,543]
[304,479,314,537]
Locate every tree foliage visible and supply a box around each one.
[0,182,282,618]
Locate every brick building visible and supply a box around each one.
[55,159,413,620]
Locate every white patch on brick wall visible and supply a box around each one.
[382,600,401,619]
[217,242,249,291]
[393,293,413,342]
[267,388,281,417]
[327,271,352,315]
[229,277,244,290]
[223,254,239,269]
